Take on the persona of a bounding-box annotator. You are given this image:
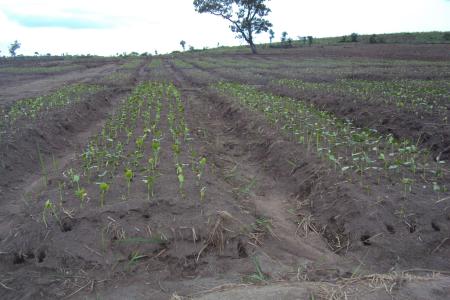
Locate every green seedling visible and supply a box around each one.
[98,182,110,207]
[172,143,181,157]
[75,187,88,207]
[152,139,161,167]
[197,157,207,183]
[143,175,155,200]
[72,173,81,190]
[42,199,60,228]
[244,256,267,283]
[124,168,134,197]
[135,137,144,151]
[126,129,133,145]
[200,186,206,202]
[128,251,146,267]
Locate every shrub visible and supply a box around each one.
[443,32,450,41]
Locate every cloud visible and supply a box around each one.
[2,5,115,29]
[5,12,110,29]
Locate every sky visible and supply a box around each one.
[0,0,449,56]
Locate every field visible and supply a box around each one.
[1,42,450,299]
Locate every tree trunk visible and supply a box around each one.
[249,41,257,54]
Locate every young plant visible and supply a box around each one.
[98,182,110,207]
[42,199,60,228]
[71,172,81,190]
[75,187,88,208]
[128,250,146,267]
[135,135,145,153]
[244,256,267,283]
[176,163,185,196]
[197,157,207,183]
[152,139,161,167]
[124,168,134,197]
[200,186,206,202]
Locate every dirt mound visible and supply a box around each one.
[195,276,450,300]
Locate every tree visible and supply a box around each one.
[307,36,313,46]
[269,29,275,44]
[287,38,293,48]
[281,31,288,42]
[350,33,358,43]
[9,40,21,57]
[443,32,450,41]
[180,40,186,51]
[193,0,272,54]
[281,31,288,47]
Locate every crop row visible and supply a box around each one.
[0,84,103,132]
[120,58,144,70]
[213,82,448,199]
[0,65,81,74]
[275,79,450,117]
[41,82,207,228]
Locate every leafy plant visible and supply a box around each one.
[98,182,110,207]
[124,168,134,197]
[75,187,88,207]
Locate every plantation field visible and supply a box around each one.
[1,43,450,299]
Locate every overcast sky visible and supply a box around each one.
[1,0,449,56]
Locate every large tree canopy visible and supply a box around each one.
[193,0,272,54]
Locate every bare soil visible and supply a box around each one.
[0,61,121,106]
[1,44,450,299]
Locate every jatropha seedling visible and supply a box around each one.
[42,199,60,228]
[176,163,185,197]
[197,157,207,182]
[200,186,207,202]
[75,187,88,208]
[124,168,134,198]
[152,139,161,167]
[143,157,157,200]
[98,182,110,207]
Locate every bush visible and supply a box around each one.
[350,33,358,42]
[443,32,450,41]
[287,38,293,48]
[369,34,378,44]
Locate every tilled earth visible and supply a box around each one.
[1,45,450,299]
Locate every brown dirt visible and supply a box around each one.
[1,45,450,299]
[0,62,121,106]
